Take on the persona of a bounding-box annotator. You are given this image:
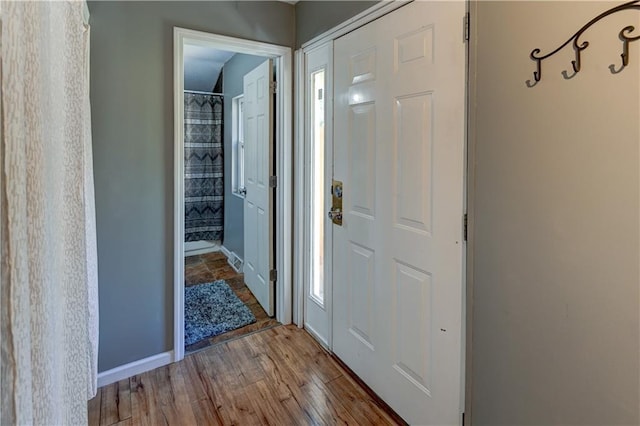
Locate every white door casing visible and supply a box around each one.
[174,28,293,364]
[303,42,334,348]
[332,2,466,424]
[244,59,275,316]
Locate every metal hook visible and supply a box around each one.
[620,26,640,67]
[621,44,629,67]
[527,1,640,84]
[530,49,542,82]
[571,41,588,73]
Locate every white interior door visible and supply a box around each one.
[332,2,466,424]
[303,43,333,348]
[244,59,275,316]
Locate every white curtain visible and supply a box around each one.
[0,0,99,424]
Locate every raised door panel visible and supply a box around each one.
[394,93,433,235]
[392,260,433,396]
[348,243,375,350]
[348,104,377,219]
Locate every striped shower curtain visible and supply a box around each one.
[184,93,224,242]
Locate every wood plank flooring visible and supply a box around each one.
[89,325,402,426]
[185,251,279,352]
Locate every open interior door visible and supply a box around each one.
[243,59,275,316]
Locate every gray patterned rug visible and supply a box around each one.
[185,280,256,345]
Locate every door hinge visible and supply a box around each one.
[269,175,278,188]
[270,269,277,281]
[463,12,470,42]
[463,213,468,242]
[270,81,277,94]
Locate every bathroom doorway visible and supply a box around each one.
[182,48,279,354]
[173,28,293,362]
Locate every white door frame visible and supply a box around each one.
[174,27,293,362]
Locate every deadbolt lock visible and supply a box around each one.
[330,180,343,226]
[328,209,342,223]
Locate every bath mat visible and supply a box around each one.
[185,280,256,345]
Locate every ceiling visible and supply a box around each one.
[184,44,235,92]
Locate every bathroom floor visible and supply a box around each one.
[184,251,279,353]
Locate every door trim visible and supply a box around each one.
[301,0,412,51]
[293,48,305,326]
[173,27,293,362]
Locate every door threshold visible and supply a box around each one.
[185,323,281,357]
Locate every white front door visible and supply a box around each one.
[332,2,466,424]
[243,59,275,316]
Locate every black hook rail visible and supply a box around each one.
[529,0,640,83]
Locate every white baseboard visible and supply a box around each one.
[185,247,220,256]
[97,351,174,388]
[185,241,220,257]
[220,245,244,273]
[220,245,232,258]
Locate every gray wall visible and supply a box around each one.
[295,1,379,47]
[222,53,268,259]
[89,1,294,372]
[469,2,639,424]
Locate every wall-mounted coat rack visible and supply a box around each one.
[529,0,640,83]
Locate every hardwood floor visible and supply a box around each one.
[184,251,279,352]
[88,325,402,426]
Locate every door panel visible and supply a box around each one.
[349,104,376,218]
[243,59,274,316]
[348,242,375,349]
[393,260,432,394]
[332,2,466,424]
